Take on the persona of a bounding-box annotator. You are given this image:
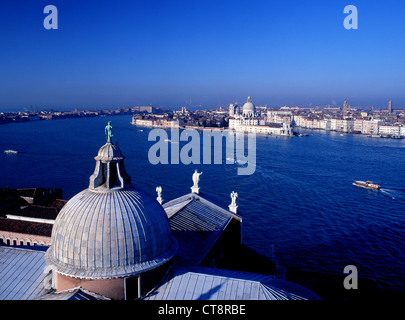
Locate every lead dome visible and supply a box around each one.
[242,96,255,117]
[45,130,177,280]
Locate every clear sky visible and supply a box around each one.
[1,0,404,111]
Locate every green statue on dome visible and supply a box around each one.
[105,121,113,143]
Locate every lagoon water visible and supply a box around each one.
[1,115,404,290]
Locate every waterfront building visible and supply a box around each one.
[237,122,293,136]
[293,115,316,130]
[229,97,293,136]
[266,110,293,124]
[353,119,364,133]
[292,115,305,128]
[293,114,355,132]
[379,124,401,136]
[400,126,405,137]
[132,118,154,127]
[330,118,337,131]
[293,112,405,138]
[335,119,354,132]
[362,119,381,135]
[228,117,241,129]
[259,100,404,139]
[131,116,178,128]
[229,97,260,129]
[320,118,329,130]
[232,97,261,127]
[308,118,329,130]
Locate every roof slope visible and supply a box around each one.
[0,247,49,300]
[39,287,109,300]
[0,218,53,237]
[144,266,321,300]
[163,194,241,266]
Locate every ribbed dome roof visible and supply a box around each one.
[45,187,177,279]
[45,130,177,279]
[95,143,124,162]
[242,96,255,114]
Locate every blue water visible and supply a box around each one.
[1,115,404,290]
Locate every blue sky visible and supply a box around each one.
[1,0,404,111]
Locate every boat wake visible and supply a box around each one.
[379,188,405,201]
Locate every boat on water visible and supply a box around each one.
[164,139,178,143]
[4,150,19,155]
[353,180,380,190]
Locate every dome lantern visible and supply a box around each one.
[89,142,131,190]
[89,122,131,190]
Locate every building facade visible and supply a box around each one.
[229,97,293,136]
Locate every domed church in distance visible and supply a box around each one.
[0,123,320,300]
[228,96,294,136]
[242,96,256,118]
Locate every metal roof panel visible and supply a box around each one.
[0,247,48,300]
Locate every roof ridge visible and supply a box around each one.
[173,266,275,284]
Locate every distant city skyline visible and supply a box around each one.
[1,0,405,111]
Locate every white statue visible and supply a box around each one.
[191,170,203,194]
[192,170,203,187]
[230,191,238,206]
[229,191,238,214]
[156,186,163,204]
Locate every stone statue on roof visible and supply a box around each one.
[192,170,202,188]
[191,170,203,194]
[156,186,163,205]
[230,191,238,207]
[105,121,113,143]
[229,191,238,214]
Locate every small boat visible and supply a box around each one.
[4,150,19,155]
[353,180,380,190]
